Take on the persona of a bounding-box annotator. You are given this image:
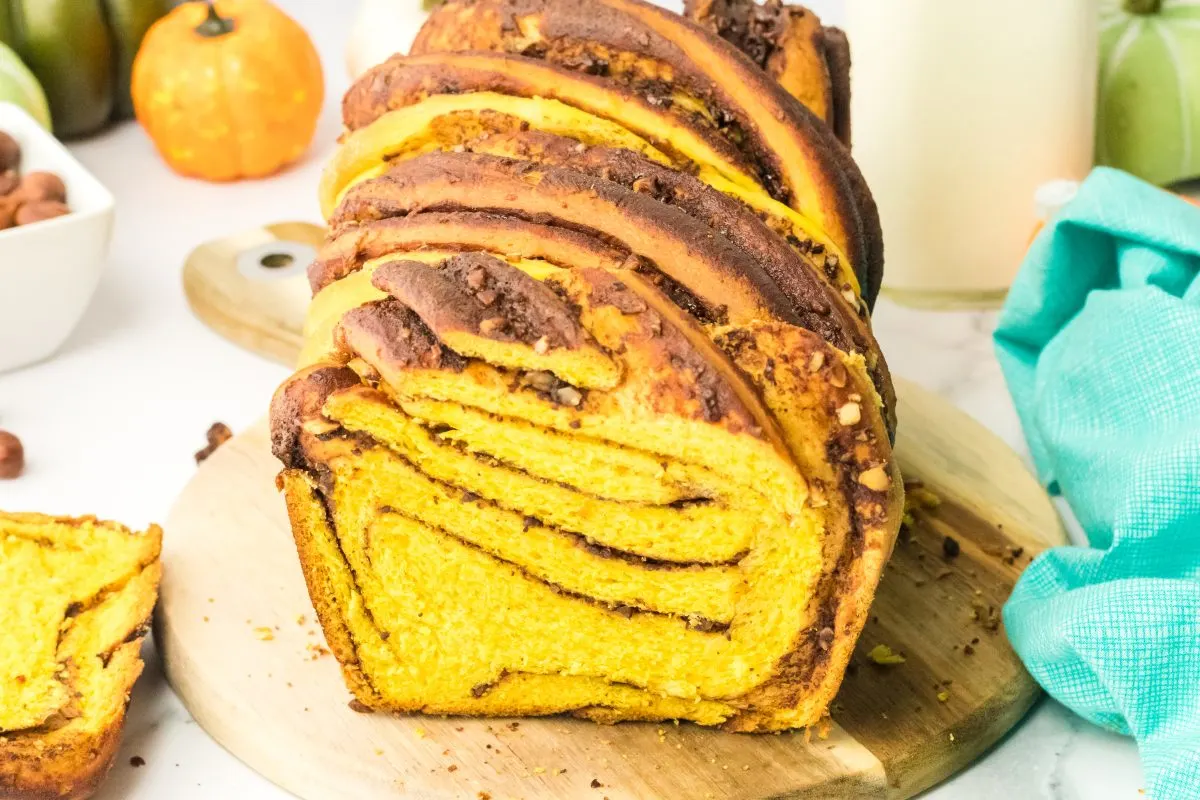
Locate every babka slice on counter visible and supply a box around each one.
[271,0,902,732]
[0,513,161,799]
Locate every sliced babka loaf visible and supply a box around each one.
[271,0,901,733]
[0,512,161,799]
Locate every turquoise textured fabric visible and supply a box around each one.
[994,167,1200,799]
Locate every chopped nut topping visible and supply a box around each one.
[858,466,891,492]
[478,317,505,335]
[828,364,849,388]
[808,351,825,373]
[837,402,861,426]
[475,289,498,307]
[554,386,583,407]
[533,336,550,355]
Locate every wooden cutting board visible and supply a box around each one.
[161,225,1067,799]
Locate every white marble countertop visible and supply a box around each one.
[0,1,1146,797]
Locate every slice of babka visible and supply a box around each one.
[0,512,161,798]
[271,0,902,733]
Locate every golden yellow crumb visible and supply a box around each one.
[867,644,905,665]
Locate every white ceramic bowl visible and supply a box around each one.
[0,103,114,373]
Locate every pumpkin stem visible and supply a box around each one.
[195,1,236,37]
[1123,0,1161,14]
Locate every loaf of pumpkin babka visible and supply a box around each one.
[271,0,902,732]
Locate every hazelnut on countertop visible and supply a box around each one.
[0,430,24,479]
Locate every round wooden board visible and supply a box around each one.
[158,377,1065,800]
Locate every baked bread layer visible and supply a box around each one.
[409,0,881,301]
[272,248,899,731]
[0,513,161,800]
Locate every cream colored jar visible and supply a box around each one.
[844,0,1098,307]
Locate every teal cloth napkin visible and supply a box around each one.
[994,167,1200,799]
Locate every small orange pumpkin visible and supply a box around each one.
[132,0,323,181]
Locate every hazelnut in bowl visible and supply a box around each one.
[0,102,114,373]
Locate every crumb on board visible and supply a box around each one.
[414,728,427,739]
[942,535,960,559]
[867,644,906,665]
[129,756,145,768]
[937,691,950,703]
[195,422,233,464]
[253,627,275,641]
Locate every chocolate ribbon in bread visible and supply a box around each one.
[270,0,902,734]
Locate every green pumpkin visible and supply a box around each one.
[1099,0,1200,185]
[0,0,174,139]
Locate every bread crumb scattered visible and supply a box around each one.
[195,422,233,464]
[942,536,960,559]
[296,614,307,625]
[414,728,427,739]
[253,627,275,641]
[130,756,145,768]
[937,691,950,703]
[867,644,906,665]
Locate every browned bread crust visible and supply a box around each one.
[684,0,851,146]
[326,149,895,434]
[408,0,882,304]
